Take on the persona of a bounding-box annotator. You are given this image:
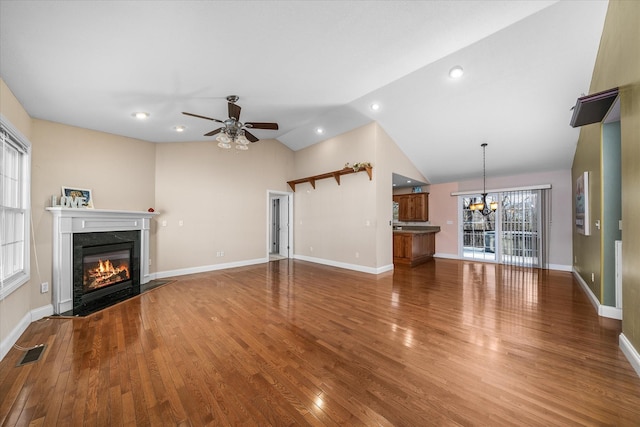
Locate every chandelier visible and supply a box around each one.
[469,143,498,216]
[216,128,250,150]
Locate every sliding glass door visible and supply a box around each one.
[461,190,546,268]
[461,194,497,261]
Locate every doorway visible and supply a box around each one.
[267,191,293,261]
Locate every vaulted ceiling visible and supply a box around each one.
[0,1,609,184]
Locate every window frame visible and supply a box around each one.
[1,113,31,300]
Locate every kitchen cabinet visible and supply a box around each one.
[393,230,436,266]
[392,193,428,222]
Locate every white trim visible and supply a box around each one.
[1,114,32,301]
[572,269,622,320]
[434,252,460,260]
[294,254,393,275]
[0,303,53,361]
[46,207,157,314]
[620,333,640,378]
[548,263,573,272]
[451,184,551,196]
[266,190,294,259]
[154,258,267,279]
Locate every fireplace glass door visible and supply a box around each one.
[83,247,131,293]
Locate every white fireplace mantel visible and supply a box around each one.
[46,207,157,314]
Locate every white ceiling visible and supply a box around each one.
[0,1,608,184]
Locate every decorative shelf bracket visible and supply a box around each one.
[287,166,372,192]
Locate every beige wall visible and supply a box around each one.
[428,182,459,255]
[293,124,379,268]
[30,119,157,309]
[292,122,427,270]
[1,78,157,351]
[0,79,32,349]
[573,1,640,351]
[154,138,294,273]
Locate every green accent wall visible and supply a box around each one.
[572,0,640,354]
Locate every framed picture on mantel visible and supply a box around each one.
[575,171,589,235]
[61,186,94,209]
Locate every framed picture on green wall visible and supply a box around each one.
[575,171,590,235]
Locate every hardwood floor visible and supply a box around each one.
[2,259,640,426]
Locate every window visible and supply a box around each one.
[1,115,31,300]
[459,187,550,268]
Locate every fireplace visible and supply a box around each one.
[72,230,140,314]
[47,207,156,315]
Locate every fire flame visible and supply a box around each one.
[96,259,129,277]
[85,258,130,290]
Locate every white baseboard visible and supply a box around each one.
[548,263,572,272]
[155,258,268,279]
[1,303,54,362]
[434,253,459,260]
[572,269,622,320]
[620,333,640,378]
[294,255,393,275]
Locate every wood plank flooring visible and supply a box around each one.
[2,259,640,426]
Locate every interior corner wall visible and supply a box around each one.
[154,138,293,273]
[602,121,622,306]
[572,123,602,298]
[292,123,379,269]
[0,78,33,356]
[373,123,430,268]
[572,1,640,351]
[30,119,157,311]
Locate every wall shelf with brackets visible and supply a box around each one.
[287,166,373,192]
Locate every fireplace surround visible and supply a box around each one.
[47,208,157,314]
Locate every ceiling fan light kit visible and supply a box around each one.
[183,95,278,151]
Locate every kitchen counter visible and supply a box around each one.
[393,226,440,266]
[393,226,440,234]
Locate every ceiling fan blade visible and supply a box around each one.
[204,127,223,136]
[245,122,279,130]
[244,130,259,143]
[182,112,224,123]
[228,102,241,120]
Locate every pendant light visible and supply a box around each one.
[469,143,498,216]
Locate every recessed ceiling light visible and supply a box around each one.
[370,103,380,111]
[449,66,464,79]
[407,180,412,183]
[174,125,185,132]
[316,127,324,135]
[132,112,150,120]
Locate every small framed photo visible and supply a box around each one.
[61,186,94,208]
[412,186,423,193]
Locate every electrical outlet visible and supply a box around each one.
[591,273,595,282]
[161,220,167,227]
[40,282,49,293]
[178,220,184,226]
[355,252,360,258]
[310,246,313,252]
[220,251,224,257]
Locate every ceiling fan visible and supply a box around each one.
[182,95,279,150]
